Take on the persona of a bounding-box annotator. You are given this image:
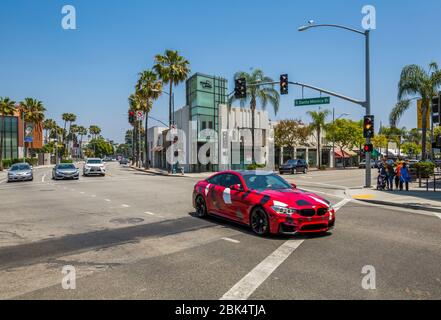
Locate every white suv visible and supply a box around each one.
[83,158,106,177]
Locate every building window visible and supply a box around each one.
[0,116,18,160]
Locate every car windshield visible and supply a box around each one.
[243,173,292,191]
[58,164,76,170]
[87,160,102,164]
[10,164,30,171]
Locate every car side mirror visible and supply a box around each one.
[291,183,297,189]
[230,184,243,192]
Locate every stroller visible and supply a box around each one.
[377,165,387,190]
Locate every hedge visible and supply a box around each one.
[2,158,38,169]
[246,164,266,170]
[414,161,435,178]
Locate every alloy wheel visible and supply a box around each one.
[195,196,207,218]
[251,208,269,236]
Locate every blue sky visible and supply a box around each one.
[1,0,440,143]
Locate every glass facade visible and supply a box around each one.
[0,116,19,160]
[186,73,228,172]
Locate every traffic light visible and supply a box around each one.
[234,78,247,99]
[363,143,374,153]
[280,74,289,95]
[128,110,135,124]
[363,115,375,138]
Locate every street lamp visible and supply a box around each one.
[298,21,372,187]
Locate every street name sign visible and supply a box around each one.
[295,97,330,106]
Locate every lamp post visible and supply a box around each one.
[298,22,372,187]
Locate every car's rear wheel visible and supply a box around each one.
[195,196,207,218]
[250,207,270,236]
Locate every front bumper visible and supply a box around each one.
[8,175,32,182]
[54,172,79,179]
[270,213,336,235]
[83,168,106,175]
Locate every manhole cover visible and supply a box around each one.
[110,218,145,225]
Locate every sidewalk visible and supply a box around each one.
[129,166,212,179]
[347,186,441,214]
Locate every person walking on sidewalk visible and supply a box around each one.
[395,161,403,190]
[386,162,395,191]
[400,162,411,191]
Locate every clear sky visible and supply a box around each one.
[1,0,440,143]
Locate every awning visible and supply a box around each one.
[334,150,352,158]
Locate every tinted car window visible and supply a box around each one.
[87,160,102,164]
[207,174,222,185]
[11,164,31,171]
[58,164,76,170]
[220,174,242,188]
[243,174,291,191]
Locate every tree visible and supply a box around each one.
[0,97,17,171]
[402,142,422,159]
[128,94,143,166]
[391,62,441,160]
[86,138,112,158]
[61,113,76,157]
[154,49,191,129]
[136,70,163,169]
[372,134,388,154]
[43,119,56,144]
[20,98,46,158]
[89,125,101,139]
[326,119,363,168]
[307,110,331,168]
[274,120,310,159]
[229,69,280,164]
[77,126,87,159]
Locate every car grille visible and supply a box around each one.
[299,209,315,217]
[301,224,328,231]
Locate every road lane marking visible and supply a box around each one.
[352,194,375,200]
[41,174,46,183]
[105,199,111,202]
[144,211,155,215]
[220,202,349,300]
[122,204,130,208]
[220,239,304,300]
[222,237,240,244]
[80,192,85,194]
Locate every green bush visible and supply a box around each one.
[60,159,73,163]
[415,161,435,178]
[2,158,38,169]
[246,163,266,170]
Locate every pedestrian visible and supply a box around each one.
[400,162,411,191]
[386,163,395,191]
[395,161,403,189]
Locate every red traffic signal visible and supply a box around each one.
[363,143,374,153]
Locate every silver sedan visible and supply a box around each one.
[7,163,34,183]
[52,163,80,180]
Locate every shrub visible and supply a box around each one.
[415,161,435,178]
[246,163,266,170]
[60,159,73,163]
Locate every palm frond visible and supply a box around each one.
[389,100,410,128]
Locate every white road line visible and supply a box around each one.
[222,237,240,244]
[80,192,85,194]
[220,203,349,300]
[144,211,155,215]
[122,204,130,208]
[299,187,346,200]
[334,198,352,211]
[105,199,111,202]
[220,240,304,300]
[41,174,46,183]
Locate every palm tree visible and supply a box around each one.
[390,62,441,160]
[61,113,76,157]
[128,93,143,167]
[307,110,331,169]
[43,119,57,145]
[89,125,101,139]
[229,69,280,165]
[136,70,163,169]
[0,97,17,171]
[77,126,87,159]
[20,98,46,159]
[154,50,191,129]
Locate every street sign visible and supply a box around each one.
[136,111,144,121]
[295,97,330,106]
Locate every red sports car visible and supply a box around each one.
[193,171,335,236]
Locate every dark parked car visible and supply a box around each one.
[279,159,308,175]
[119,158,129,165]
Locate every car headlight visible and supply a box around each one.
[271,205,297,215]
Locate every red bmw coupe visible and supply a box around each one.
[193,171,335,236]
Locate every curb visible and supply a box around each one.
[129,166,187,178]
[353,198,441,214]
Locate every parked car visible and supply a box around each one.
[193,171,335,236]
[52,163,80,180]
[83,158,106,177]
[119,158,129,165]
[7,163,33,183]
[359,160,377,169]
[279,159,308,175]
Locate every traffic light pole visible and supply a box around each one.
[365,30,372,188]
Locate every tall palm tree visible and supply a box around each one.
[20,98,46,159]
[61,113,76,157]
[307,110,331,168]
[89,125,101,139]
[136,70,163,169]
[390,62,441,160]
[0,97,17,171]
[229,69,280,165]
[154,50,191,128]
[128,93,143,167]
[43,119,57,144]
[77,126,87,159]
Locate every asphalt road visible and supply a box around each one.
[0,163,440,300]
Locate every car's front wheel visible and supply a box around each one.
[195,195,207,218]
[250,207,270,236]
